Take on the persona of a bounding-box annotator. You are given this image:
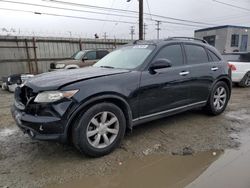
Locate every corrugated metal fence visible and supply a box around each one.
[0,36,129,78]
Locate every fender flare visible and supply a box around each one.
[209,76,232,99]
[64,94,133,139]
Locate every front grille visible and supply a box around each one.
[50,63,56,69]
[20,86,36,106]
[15,86,37,112]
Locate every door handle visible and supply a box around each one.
[179,71,190,76]
[211,67,219,71]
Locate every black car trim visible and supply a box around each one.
[132,101,207,122]
[65,94,134,135]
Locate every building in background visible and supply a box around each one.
[195,25,250,54]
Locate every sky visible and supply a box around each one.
[0,0,249,40]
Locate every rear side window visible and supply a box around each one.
[208,50,221,62]
[97,51,109,59]
[85,51,97,60]
[154,44,183,66]
[184,44,209,64]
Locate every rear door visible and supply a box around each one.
[82,51,98,67]
[183,44,218,103]
[138,44,191,118]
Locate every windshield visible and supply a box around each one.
[94,45,155,69]
[71,51,86,60]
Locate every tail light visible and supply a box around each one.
[228,63,236,71]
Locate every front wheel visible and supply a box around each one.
[72,102,126,157]
[204,81,230,115]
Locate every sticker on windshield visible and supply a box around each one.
[133,45,149,49]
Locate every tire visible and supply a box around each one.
[72,102,126,157]
[204,81,230,115]
[239,72,250,87]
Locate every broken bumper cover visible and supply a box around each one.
[11,106,67,142]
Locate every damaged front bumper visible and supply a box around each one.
[11,105,68,143]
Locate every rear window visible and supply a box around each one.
[97,51,109,59]
[184,44,209,64]
[223,54,250,62]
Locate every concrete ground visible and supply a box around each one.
[0,87,249,188]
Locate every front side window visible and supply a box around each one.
[154,44,184,67]
[85,51,97,60]
[184,44,209,64]
[94,45,155,69]
[231,34,239,47]
[208,50,221,62]
[71,51,86,60]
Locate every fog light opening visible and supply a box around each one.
[27,130,35,138]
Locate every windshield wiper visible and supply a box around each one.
[100,66,115,69]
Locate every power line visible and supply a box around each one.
[146,0,153,20]
[0,0,139,19]
[42,0,215,26]
[0,6,209,29]
[0,7,137,24]
[0,0,215,28]
[212,0,250,11]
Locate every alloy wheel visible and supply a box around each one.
[213,86,227,111]
[245,73,250,87]
[86,111,119,149]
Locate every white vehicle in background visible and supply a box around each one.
[1,74,34,92]
[223,53,250,87]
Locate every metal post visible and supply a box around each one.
[79,39,82,50]
[32,37,38,74]
[25,39,32,73]
[139,0,143,40]
[156,20,161,40]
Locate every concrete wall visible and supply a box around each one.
[0,36,130,78]
[195,27,250,53]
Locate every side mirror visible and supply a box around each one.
[149,59,172,72]
[83,56,88,61]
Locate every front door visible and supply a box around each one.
[138,44,191,118]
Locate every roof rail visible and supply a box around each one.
[165,37,208,44]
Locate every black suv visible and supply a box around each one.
[12,37,232,157]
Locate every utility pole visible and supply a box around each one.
[103,32,108,40]
[139,0,143,40]
[143,23,147,40]
[130,26,135,40]
[155,20,161,40]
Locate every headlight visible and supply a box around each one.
[55,64,66,69]
[34,90,78,103]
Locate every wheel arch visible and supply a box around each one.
[65,94,133,142]
[211,76,232,99]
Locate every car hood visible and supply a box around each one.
[26,66,130,92]
[52,59,82,65]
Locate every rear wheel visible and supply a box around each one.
[239,72,250,87]
[72,102,126,157]
[204,81,230,115]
